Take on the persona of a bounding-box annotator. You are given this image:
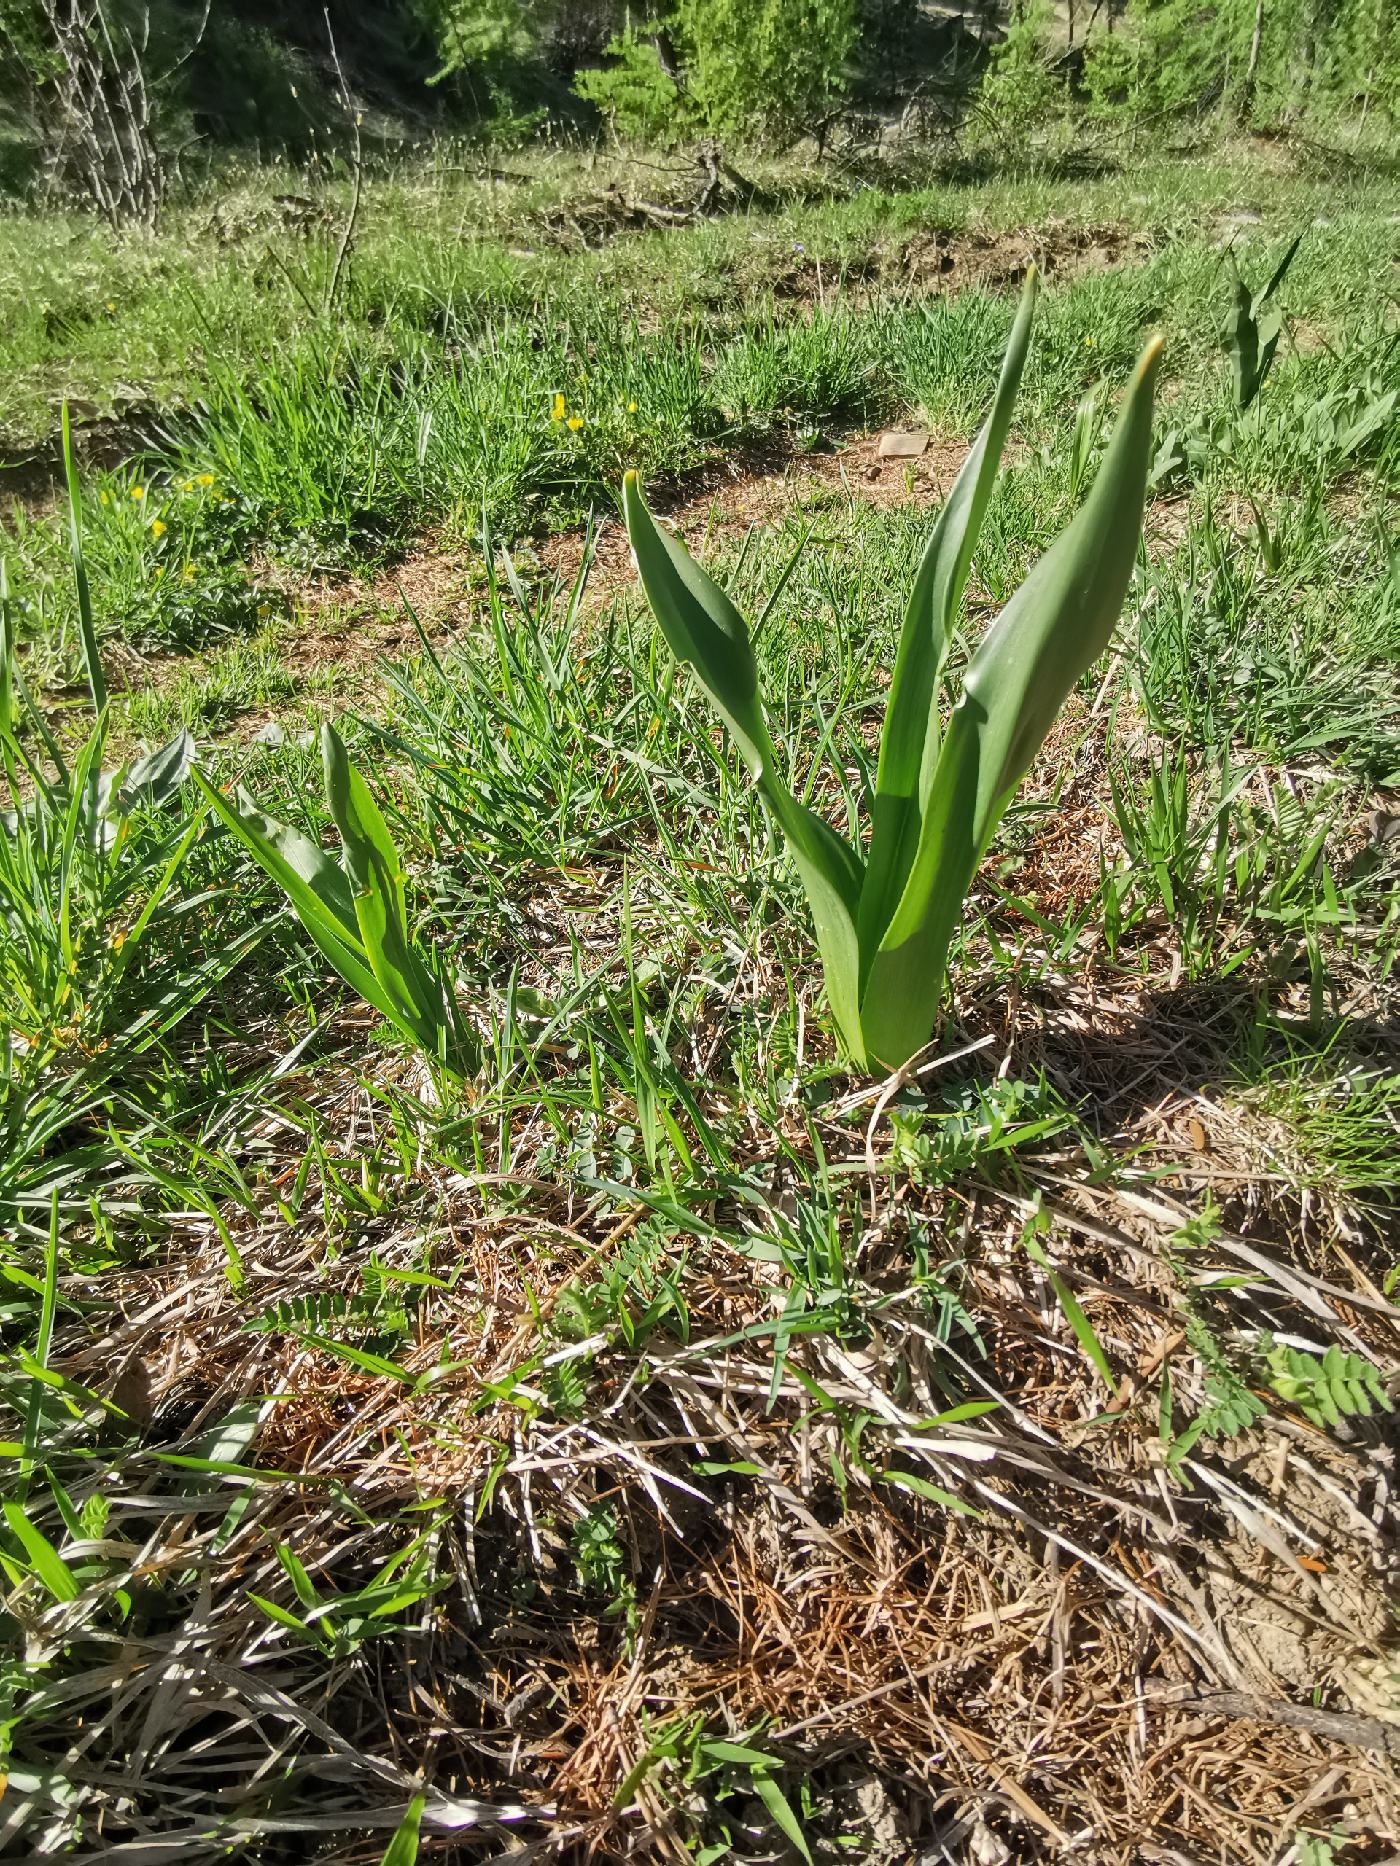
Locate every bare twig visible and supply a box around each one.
[322,7,364,314]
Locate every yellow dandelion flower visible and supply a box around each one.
[196,473,215,488]
[181,479,194,492]
[105,300,116,313]
[551,393,567,421]
[627,400,639,415]
[110,928,127,952]
[150,518,167,538]
[567,415,584,432]
[130,485,145,500]
[99,491,110,506]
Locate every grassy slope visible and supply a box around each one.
[1,140,1399,1862]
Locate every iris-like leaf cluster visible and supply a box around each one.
[625,271,1162,1073]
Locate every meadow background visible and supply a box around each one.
[1,4,1399,1863]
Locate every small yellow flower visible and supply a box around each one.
[567,415,584,432]
[105,300,115,313]
[627,400,639,415]
[551,393,567,421]
[150,518,167,538]
[1084,336,1095,348]
[196,473,215,488]
[181,479,194,492]
[182,562,196,583]
[153,566,164,580]
[110,928,127,951]
[130,485,145,500]
[99,491,110,506]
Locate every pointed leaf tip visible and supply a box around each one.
[1137,333,1165,380]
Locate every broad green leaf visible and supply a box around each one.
[379,1796,426,1866]
[859,270,1038,968]
[759,785,864,1060]
[1225,233,1301,410]
[1224,277,1259,410]
[3,1499,78,1601]
[196,773,357,931]
[194,770,405,1033]
[859,337,1162,1071]
[624,472,865,1055]
[248,1592,325,1647]
[321,724,444,1045]
[623,470,775,778]
[119,729,195,811]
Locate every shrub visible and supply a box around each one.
[573,19,687,144]
[671,0,857,143]
[972,0,1068,152]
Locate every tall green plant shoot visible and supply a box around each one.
[624,272,1163,1074]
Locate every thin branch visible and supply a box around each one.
[322,7,364,315]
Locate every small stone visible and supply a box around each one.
[252,720,286,746]
[878,429,929,459]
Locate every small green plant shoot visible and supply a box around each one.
[624,272,1162,1073]
[1223,232,1302,411]
[194,727,468,1076]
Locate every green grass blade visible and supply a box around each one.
[858,270,1038,970]
[859,337,1163,1072]
[0,559,14,745]
[1025,1232,1115,1391]
[750,1771,814,1865]
[17,1190,60,1505]
[60,402,107,715]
